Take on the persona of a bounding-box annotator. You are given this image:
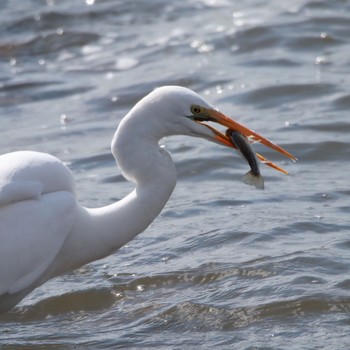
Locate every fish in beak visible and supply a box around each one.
[227,130,265,189]
[189,105,297,186]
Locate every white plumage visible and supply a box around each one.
[0,86,295,313]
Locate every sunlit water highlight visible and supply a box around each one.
[0,0,350,348]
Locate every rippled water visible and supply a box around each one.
[1,0,350,348]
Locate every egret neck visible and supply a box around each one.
[53,126,177,275]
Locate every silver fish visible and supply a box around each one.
[227,129,265,189]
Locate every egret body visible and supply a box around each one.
[0,86,295,313]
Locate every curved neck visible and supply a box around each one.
[88,172,175,257]
[53,140,177,274]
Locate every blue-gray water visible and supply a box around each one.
[1,0,350,348]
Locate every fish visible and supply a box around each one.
[226,129,265,190]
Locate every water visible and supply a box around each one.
[1,0,350,348]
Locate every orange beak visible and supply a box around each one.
[196,108,297,174]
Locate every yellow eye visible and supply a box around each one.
[191,105,202,114]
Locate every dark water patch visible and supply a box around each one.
[256,296,350,319]
[291,141,349,161]
[31,86,93,104]
[109,262,272,296]
[0,80,56,106]
[5,12,76,34]
[299,15,350,37]
[0,80,59,92]
[0,80,93,106]
[69,152,114,171]
[253,221,348,245]
[1,343,64,350]
[183,228,255,252]
[332,94,350,110]
[79,1,185,27]
[143,301,258,332]
[222,83,335,109]
[288,34,342,51]
[299,1,343,11]
[285,221,349,235]
[335,189,350,196]
[296,190,346,205]
[335,239,350,250]
[232,25,281,54]
[240,58,301,68]
[335,279,350,291]
[5,8,118,34]
[301,121,350,133]
[231,16,343,56]
[176,156,232,180]
[0,287,116,322]
[32,288,116,315]
[2,31,99,57]
[140,295,350,333]
[279,255,349,276]
[113,269,230,291]
[338,206,350,214]
[101,174,126,184]
[291,275,327,285]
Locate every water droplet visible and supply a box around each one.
[60,114,67,124]
[232,11,243,18]
[115,57,139,70]
[105,72,114,80]
[216,85,223,94]
[59,114,73,128]
[191,40,201,49]
[197,43,213,53]
[315,56,329,65]
[113,291,123,298]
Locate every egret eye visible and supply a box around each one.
[191,105,202,114]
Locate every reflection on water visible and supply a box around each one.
[1,0,350,348]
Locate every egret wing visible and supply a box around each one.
[0,151,76,207]
[0,191,76,296]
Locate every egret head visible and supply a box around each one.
[144,86,296,161]
[113,86,296,179]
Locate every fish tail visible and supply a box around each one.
[242,170,265,190]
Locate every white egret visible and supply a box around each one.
[0,86,296,313]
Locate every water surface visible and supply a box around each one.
[0,0,350,349]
